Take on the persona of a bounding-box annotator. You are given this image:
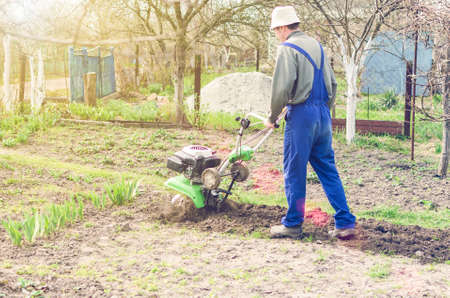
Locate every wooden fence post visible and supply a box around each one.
[84,72,97,106]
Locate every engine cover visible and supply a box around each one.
[167,145,221,183]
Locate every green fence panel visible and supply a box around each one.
[69,47,116,102]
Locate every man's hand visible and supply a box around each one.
[264,118,275,129]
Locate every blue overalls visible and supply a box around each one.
[281,42,356,229]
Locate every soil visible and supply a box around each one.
[0,123,448,296]
[153,198,449,263]
[0,188,448,297]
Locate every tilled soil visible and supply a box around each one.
[0,123,449,296]
[153,196,449,263]
[0,190,448,297]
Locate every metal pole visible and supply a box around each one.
[110,47,116,93]
[367,87,370,120]
[404,61,412,137]
[331,57,336,119]
[63,47,69,100]
[411,31,419,161]
[82,47,88,102]
[98,47,102,98]
[68,47,74,101]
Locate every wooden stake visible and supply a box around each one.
[83,72,97,106]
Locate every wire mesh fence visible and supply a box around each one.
[0,41,70,104]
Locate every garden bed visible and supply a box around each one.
[0,122,448,296]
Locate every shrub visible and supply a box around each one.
[69,99,162,122]
[380,89,399,110]
[432,94,442,106]
[415,120,442,142]
[185,106,210,129]
[435,143,442,154]
[140,83,163,95]
[359,98,382,112]
[0,109,59,148]
[161,85,174,97]
[68,101,116,121]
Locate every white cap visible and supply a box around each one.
[270,6,300,30]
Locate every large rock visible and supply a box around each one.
[187,72,272,116]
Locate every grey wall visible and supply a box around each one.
[361,32,433,96]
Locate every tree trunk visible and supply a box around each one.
[29,56,36,111]
[344,58,359,144]
[35,49,45,112]
[175,39,187,126]
[135,44,139,87]
[29,50,46,113]
[256,47,260,71]
[204,50,208,70]
[18,50,26,114]
[223,46,231,69]
[194,54,201,126]
[2,35,12,112]
[437,45,450,177]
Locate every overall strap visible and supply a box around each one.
[318,43,324,71]
[282,42,318,70]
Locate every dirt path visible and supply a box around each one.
[0,77,68,99]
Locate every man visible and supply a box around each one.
[265,6,356,239]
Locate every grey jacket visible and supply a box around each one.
[269,31,337,123]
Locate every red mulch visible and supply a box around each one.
[251,163,283,194]
[305,208,331,227]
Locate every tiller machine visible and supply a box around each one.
[165,110,286,211]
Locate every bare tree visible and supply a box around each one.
[210,5,272,70]
[123,0,270,125]
[1,1,20,112]
[306,0,403,143]
[407,0,449,177]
